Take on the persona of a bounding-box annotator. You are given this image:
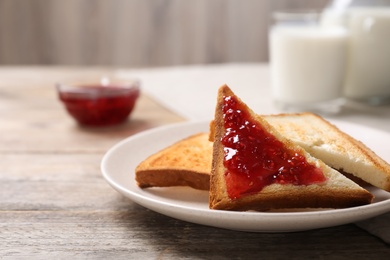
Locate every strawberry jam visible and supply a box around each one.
[58,84,140,126]
[222,95,326,199]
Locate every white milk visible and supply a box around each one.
[343,8,390,102]
[270,25,348,107]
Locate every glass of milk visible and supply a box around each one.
[343,7,390,105]
[269,11,348,114]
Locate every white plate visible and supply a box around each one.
[101,120,390,232]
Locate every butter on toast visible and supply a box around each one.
[210,85,373,211]
[135,132,212,190]
[264,112,390,192]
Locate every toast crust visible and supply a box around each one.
[135,132,212,190]
[264,112,390,191]
[209,85,373,211]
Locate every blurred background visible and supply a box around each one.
[0,0,328,68]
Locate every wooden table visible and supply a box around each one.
[1,67,389,258]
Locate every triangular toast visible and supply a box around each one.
[209,85,373,211]
[136,114,390,193]
[264,112,390,192]
[135,133,212,190]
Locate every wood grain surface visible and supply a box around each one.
[0,67,389,258]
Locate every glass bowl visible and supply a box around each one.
[56,75,140,127]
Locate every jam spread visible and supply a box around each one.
[222,95,327,199]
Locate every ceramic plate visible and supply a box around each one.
[101,120,390,232]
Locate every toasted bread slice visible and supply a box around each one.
[135,132,212,190]
[210,85,373,211]
[264,112,390,192]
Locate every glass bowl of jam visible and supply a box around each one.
[56,75,140,127]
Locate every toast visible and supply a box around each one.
[209,85,373,211]
[135,132,212,190]
[264,112,390,192]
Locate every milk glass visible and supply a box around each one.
[269,11,348,114]
[344,8,390,104]
[321,1,390,105]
